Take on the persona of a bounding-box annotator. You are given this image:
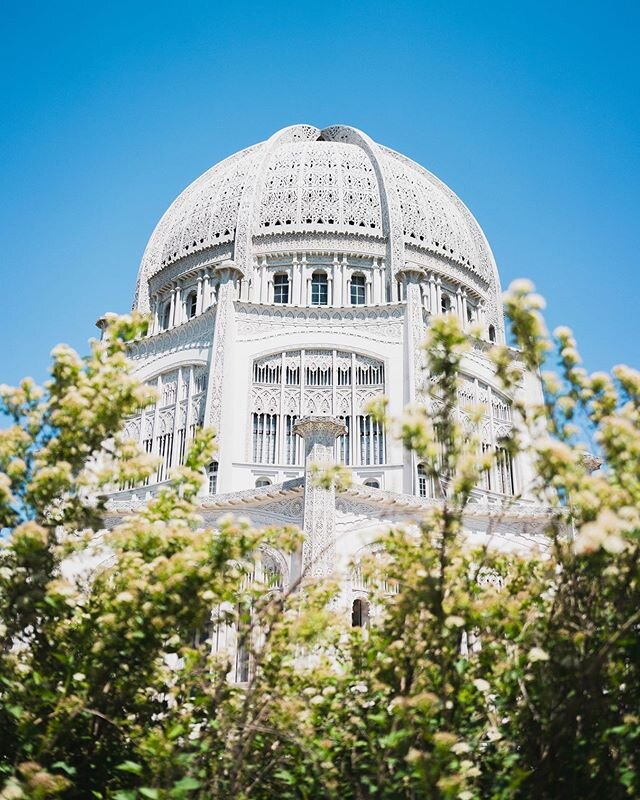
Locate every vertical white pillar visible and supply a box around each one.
[456,287,463,322]
[291,255,299,306]
[170,367,183,469]
[333,256,342,307]
[202,263,243,493]
[173,285,182,326]
[151,296,159,335]
[168,287,176,330]
[350,351,357,465]
[294,417,346,578]
[196,276,204,315]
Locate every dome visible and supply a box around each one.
[133,125,500,313]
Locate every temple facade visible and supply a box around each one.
[105,124,548,636]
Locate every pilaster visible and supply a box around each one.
[203,260,244,492]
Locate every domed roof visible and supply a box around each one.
[134,125,499,312]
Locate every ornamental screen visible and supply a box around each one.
[416,374,517,497]
[250,349,386,466]
[122,365,207,487]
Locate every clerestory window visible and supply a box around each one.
[351,274,366,305]
[161,302,171,331]
[311,271,328,306]
[186,291,197,319]
[273,273,289,305]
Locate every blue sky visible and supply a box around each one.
[1,0,638,387]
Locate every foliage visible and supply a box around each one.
[0,286,638,799]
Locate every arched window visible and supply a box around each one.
[255,477,271,488]
[311,271,328,306]
[161,302,171,331]
[441,293,452,314]
[351,274,366,305]
[352,598,369,628]
[273,273,289,304]
[363,478,379,489]
[207,461,218,494]
[467,305,474,324]
[186,291,197,319]
[488,324,496,343]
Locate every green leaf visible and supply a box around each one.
[52,761,76,776]
[116,761,144,776]
[140,789,160,799]
[167,723,184,741]
[171,776,201,793]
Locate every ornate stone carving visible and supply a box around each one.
[295,417,347,577]
[235,303,404,344]
[133,125,502,324]
[127,307,215,367]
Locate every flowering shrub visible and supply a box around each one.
[0,284,638,799]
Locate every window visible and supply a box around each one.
[351,274,366,305]
[337,416,351,465]
[467,305,474,324]
[156,429,173,482]
[186,291,197,319]
[251,350,386,466]
[252,413,278,464]
[273,273,289,304]
[352,598,369,628]
[363,479,379,489]
[417,463,428,497]
[496,447,515,495]
[255,477,271,488]
[311,271,328,305]
[235,603,251,683]
[358,415,385,465]
[284,415,299,465]
[441,293,452,314]
[207,461,218,494]
[161,302,171,331]
[488,324,496,343]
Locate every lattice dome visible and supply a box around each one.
[134,124,499,312]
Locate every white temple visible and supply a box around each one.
[106,124,547,627]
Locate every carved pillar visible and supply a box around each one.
[173,284,182,327]
[294,416,346,578]
[203,261,244,493]
[399,267,426,494]
[196,275,204,315]
[168,286,176,330]
[202,272,211,310]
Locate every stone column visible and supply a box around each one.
[196,275,204,315]
[203,261,244,493]
[399,267,426,494]
[202,272,211,310]
[173,285,182,327]
[168,286,176,330]
[294,416,346,578]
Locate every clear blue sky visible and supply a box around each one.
[1,0,638,387]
